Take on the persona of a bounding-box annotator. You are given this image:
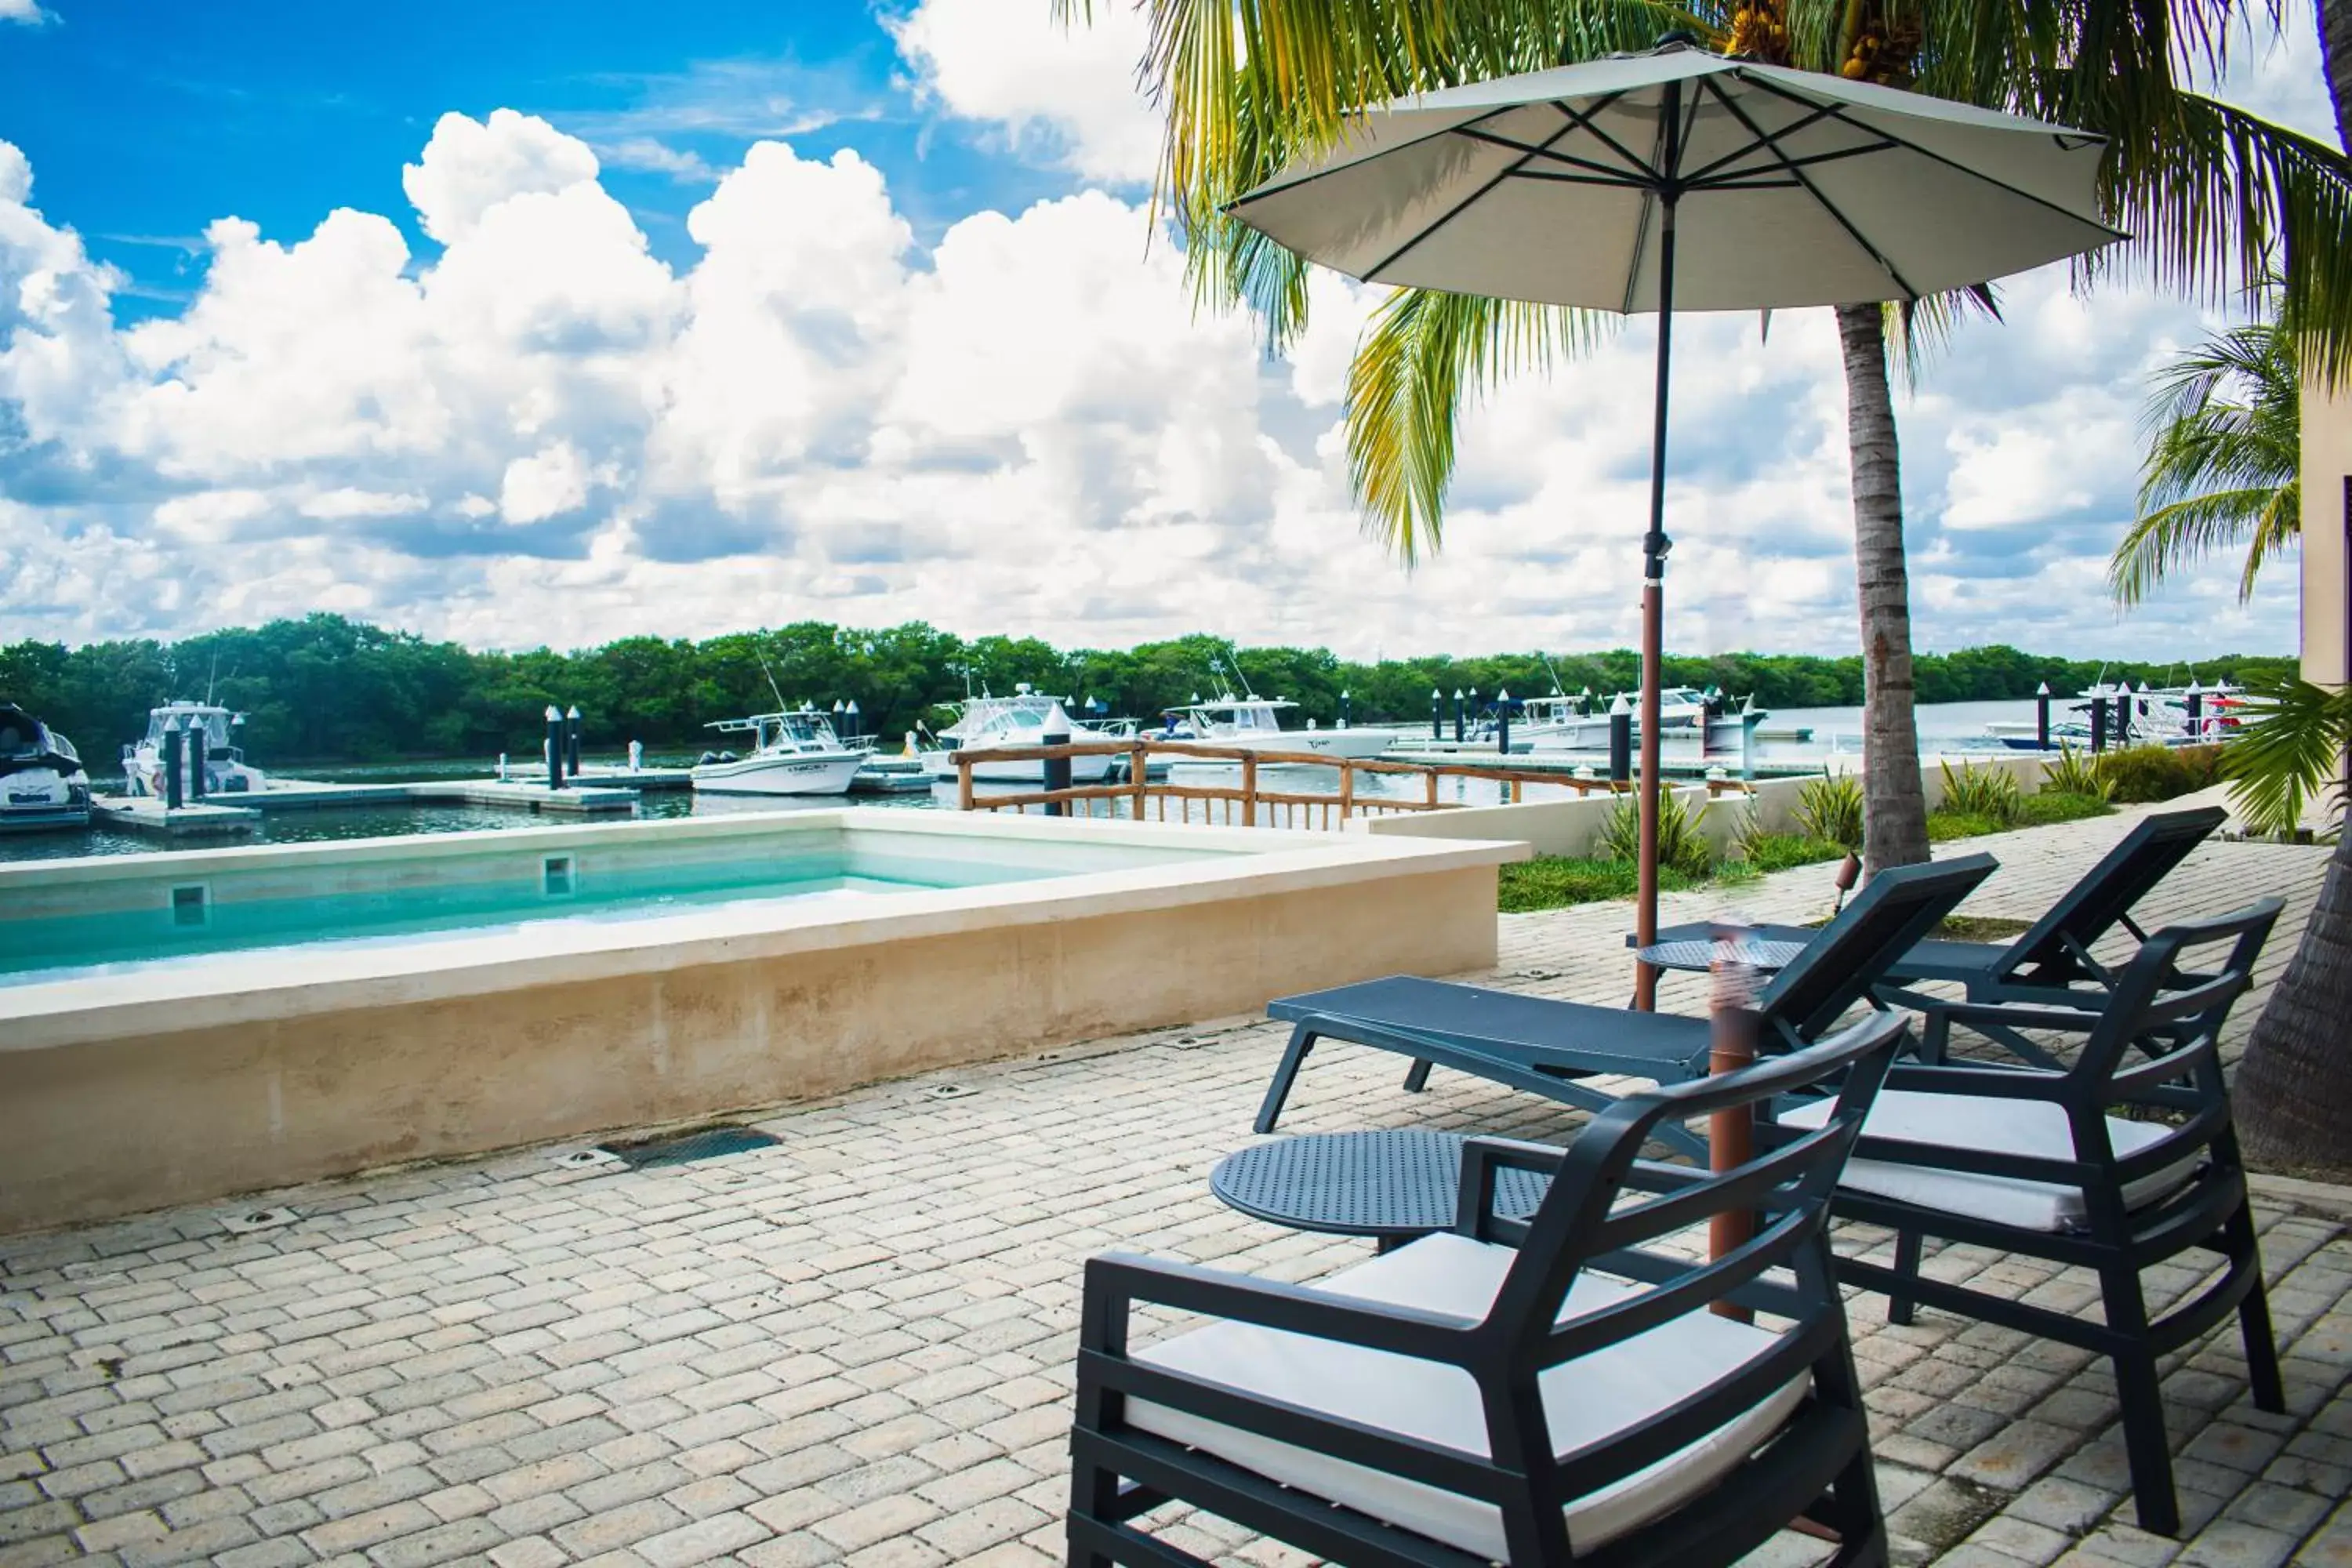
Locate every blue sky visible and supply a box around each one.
[2,1,1081,314]
[0,0,2339,660]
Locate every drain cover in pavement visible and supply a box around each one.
[597,1124,782,1170]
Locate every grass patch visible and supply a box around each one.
[1499,857,1704,913]
[1737,831,1848,873]
[1939,914,2034,942]
[1926,810,2010,841]
[2013,791,2114,827]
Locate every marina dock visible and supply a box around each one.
[86,753,935,837]
[93,775,649,836]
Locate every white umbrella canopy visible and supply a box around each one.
[1229,44,2122,311]
[1228,38,2122,1009]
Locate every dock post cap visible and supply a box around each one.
[1610,693,1632,715]
[543,705,561,720]
[2036,681,2050,694]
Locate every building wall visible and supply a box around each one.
[2306,377,2352,687]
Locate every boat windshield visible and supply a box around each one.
[1193,701,1287,734]
[144,708,235,751]
[952,696,1066,739]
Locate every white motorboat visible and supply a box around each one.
[125,702,267,798]
[0,703,90,830]
[1162,696,1396,761]
[920,689,1117,784]
[1525,686,1713,751]
[1985,680,2247,751]
[692,709,869,796]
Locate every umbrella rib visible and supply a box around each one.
[1677,99,1849,183]
[1514,169,1697,187]
[1735,74,2128,241]
[1359,109,1606,280]
[1702,77,1922,299]
[1686,137,1901,189]
[1223,103,1524,212]
[1537,96,1663,186]
[1454,126,1652,186]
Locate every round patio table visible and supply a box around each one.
[1210,1129,1552,1252]
[1633,936,1809,975]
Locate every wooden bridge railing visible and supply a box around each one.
[949,739,1754,829]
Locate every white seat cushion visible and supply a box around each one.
[1125,1232,1808,1563]
[1777,1091,2203,1232]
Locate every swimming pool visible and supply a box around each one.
[0,808,1524,1232]
[0,814,1208,984]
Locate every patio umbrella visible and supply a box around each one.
[1227,38,2120,1003]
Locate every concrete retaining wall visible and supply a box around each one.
[1,814,1519,1233]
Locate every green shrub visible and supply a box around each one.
[1794,771,1864,854]
[1597,790,1716,878]
[1498,856,1702,913]
[2094,743,2227,804]
[2038,745,2111,800]
[1937,759,2021,825]
[2013,790,2114,827]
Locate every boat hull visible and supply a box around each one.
[691,753,866,796]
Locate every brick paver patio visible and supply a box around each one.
[1,802,2344,1568]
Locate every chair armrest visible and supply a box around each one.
[1082,1253,1477,1363]
[1456,1136,1575,1240]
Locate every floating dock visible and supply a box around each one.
[93,775,648,837]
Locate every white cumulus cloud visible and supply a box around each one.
[889,0,1163,183]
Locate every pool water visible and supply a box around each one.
[1,846,1044,985]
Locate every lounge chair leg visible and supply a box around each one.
[1253,1025,1318,1134]
[1402,1058,1432,1094]
[2225,1208,2286,1414]
[1886,1231,1923,1327]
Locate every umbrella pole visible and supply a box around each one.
[1633,196,1675,1014]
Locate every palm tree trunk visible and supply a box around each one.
[1835,303,1931,874]
[2323,0,2350,152]
[2237,831,2352,1171]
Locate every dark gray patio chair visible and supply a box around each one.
[1644,805,2224,1011]
[1068,1011,1908,1568]
[1256,854,1994,1157]
[1771,898,2285,1537]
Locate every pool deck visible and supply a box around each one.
[0,803,2344,1568]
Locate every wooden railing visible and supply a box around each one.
[949,739,1754,829]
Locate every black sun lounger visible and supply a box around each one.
[1257,854,1995,1156]
[1641,805,2223,1000]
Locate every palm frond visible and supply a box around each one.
[2111,302,2300,604]
[2224,678,2352,835]
[2107,485,2299,602]
[1345,289,1616,563]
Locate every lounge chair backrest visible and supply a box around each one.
[1752,854,1998,1043]
[1466,1011,1907,1502]
[1994,805,2224,985]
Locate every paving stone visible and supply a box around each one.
[0,824,2339,1568]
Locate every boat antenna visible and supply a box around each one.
[1217,650,1258,699]
[1537,652,1567,697]
[205,652,219,706]
[757,651,789,712]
